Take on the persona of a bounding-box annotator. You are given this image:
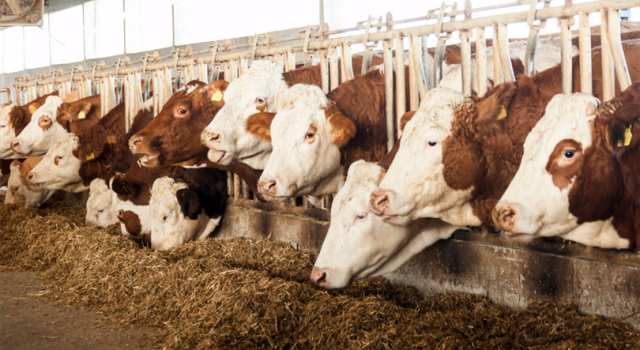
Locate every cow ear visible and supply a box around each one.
[611,104,640,152]
[475,81,517,124]
[81,102,92,116]
[77,142,105,163]
[28,103,41,114]
[400,111,416,133]
[245,112,276,141]
[120,211,142,236]
[325,105,356,147]
[10,160,22,172]
[207,80,229,104]
[176,188,202,220]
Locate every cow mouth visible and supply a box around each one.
[207,148,231,165]
[28,182,45,192]
[138,153,160,167]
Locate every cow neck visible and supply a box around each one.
[281,64,322,88]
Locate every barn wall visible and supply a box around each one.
[215,200,640,331]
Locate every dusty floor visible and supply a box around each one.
[0,271,157,350]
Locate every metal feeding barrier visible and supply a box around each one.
[11,0,637,214]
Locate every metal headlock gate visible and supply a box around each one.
[10,0,640,328]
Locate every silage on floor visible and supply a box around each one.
[1,199,638,350]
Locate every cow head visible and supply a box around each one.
[5,159,55,207]
[86,178,119,227]
[201,60,288,169]
[311,161,461,289]
[149,177,221,250]
[494,91,638,249]
[257,84,356,201]
[10,96,66,157]
[27,134,87,192]
[1,103,19,159]
[130,80,228,167]
[369,85,517,227]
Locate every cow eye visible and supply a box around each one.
[57,155,64,160]
[179,109,187,114]
[0,125,5,128]
[428,141,438,147]
[163,211,173,222]
[305,132,314,139]
[98,208,105,213]
[116,210,122,216]
[356,213,367,220]
[563,150,575,158]
[256,97,266,103]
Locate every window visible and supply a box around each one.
[2,26,24,73]
[24,14,50,69]
[49,5,85,65]
[174,0,319,45]
[124,0,174,53]
[84,0,125,59]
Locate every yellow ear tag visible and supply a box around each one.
[496,105,507,121]
[29,106,37,114]
[211,90,223,102]
[265,129,270,136]
[78,111,86,120]
[86,153,95,161]
[617,124,633,147]
[332,129,343,137]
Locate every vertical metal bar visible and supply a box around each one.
[242,180,249,199]
[421,35,430,92]
[433,38,446,87]
[361,48,373,75]
[329,47,339,91]
[383,40,395,151]
[341,43,354,82]
[395,36,406,135]
[320,49,329,94]
[460,30,472,96]
[476,27,487,97]
[497,24,515,82]
[578,11,592,95]
[227,172,234,197]
[239,57,248,76]
[607,8,631,91]
[411,35,428,100]
[560,18,572,94]
[234,174,241,200]
[408,37,419,111]
[492,25,503,86]
[524,28,538,76]
[600,9,614,101]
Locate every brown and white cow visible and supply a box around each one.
[369,40,640,229]
[10,94,101,157]
[0,91,59,159]
[493,84,639,250]
[4,157,55,207]
[27,101,154,192]
[200,56,383,169]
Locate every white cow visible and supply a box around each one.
[311,160,463,289]
[493,93,635,249]
[4,159,55,207]
[10,96,67,157]
[27,134,88,192]
[149,177,221,250]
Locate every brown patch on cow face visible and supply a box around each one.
[118,210,143,236]
[399,111,416,133]
[545,139,584,190]
[245,112,276,141]
[324,104,356,147]
[177,188,202,220]
[38,115,53,131]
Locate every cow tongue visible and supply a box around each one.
[138,154,159,167]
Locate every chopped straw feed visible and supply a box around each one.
[1,196,639,349]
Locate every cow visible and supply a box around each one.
[369,40,640,229]
[4,157,55,207]
[149,174,226,250]
[1,91,59,159]
[493,84,639,250]
[26,100,154,193]
[310,159,463,290]
[200,56,384,169]
[10,94,101,157]
[127,80,266,199]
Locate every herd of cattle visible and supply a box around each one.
[1,33,638,290]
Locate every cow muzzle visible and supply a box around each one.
[26,172,45,189]
[492,203,518,233]
[257,179,278,197]
[10,140,23,154]
[200,129,221,149]
[310,267,328,288]
[128,135,143,153]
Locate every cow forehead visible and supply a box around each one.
[333,162,383,213]
[150,177,188,209]
[0,104,14,123]
[48,134,79,155]
[32,96,63,121]
[522,93,599,163]
[403,88,464,140]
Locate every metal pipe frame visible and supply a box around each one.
[476,27,487,97]
[600,9,615,101]
[560,17,573,94]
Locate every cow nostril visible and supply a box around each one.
[27,173,34,181]
[311,270,327,286]
[260,180,277,195]
[373,192,389,211]
[11,141,20,150]
[210,132,220,141]
[495,206,517,230]
[132,138,141,146]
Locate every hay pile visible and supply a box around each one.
[1,199,639,349]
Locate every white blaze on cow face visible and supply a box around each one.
[259,85,351,200]
[28,134,87,192]
[0,104,19,159]
[5,161,55,207]
[149,177,220,250]
[86,178,118,227]
[11,96,66,157]
[311,161,462,290]
[494,93,629,248]
[371,88,479,226]
[202,60,287,169]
